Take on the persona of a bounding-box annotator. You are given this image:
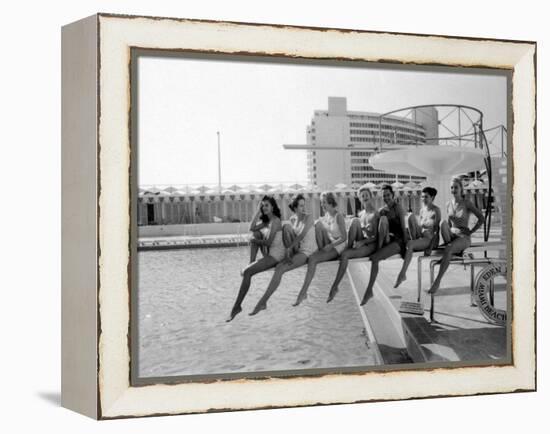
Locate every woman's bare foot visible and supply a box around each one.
[292,291,308,307]
[426,284,439,295]
[360,290,374,306]
[249,303,267,316]
[326,287,339,303]
[226,306,242,322]
[394,272,406,288]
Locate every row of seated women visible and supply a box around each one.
[227,178,484,322]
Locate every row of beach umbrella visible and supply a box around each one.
[139,183,308,196]
[138,180,489,202]
[140,180,487,196]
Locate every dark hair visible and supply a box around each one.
[260,195,282,223]
[422,187,437,199]
[381,183,394,196]
[321,191,337,208]
[289,194,306,212]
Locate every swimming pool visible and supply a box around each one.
[137,246,376,378]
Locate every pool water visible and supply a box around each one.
[137,246,376,378]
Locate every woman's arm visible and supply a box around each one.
[250,221,267,233]
[286,214,313,251]
[257,218,282,248]
[434,207,442,229]
[466,200,485,235]
[248,203,266,232]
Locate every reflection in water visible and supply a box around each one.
[138,247,375,377]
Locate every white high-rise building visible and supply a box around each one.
[306,97,439,188]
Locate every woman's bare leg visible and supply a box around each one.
[250,253,308,315]
[347,218,363,248]
[327,243,377,302]
[408,214,421,240]
[315,220,331,249]
[250,230,263,263]
[427,236,471,294]
[394,237,431,288]
[282,223,299,257]
[294,249,339,306]
[378,216,389,249]
[440,221,452,244]
[227,256,278,322]
[362,241,402,305]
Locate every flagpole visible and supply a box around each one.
[217,131,222,193]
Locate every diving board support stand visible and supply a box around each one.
[415,242,506,323]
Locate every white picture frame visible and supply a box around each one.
[61,13,536,419]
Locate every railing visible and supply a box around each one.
[377,104,486,152]
[483,125,507,159]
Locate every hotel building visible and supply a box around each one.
[305,97,439,188]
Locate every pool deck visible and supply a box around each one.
[346,251,508,365]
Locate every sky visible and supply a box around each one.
[137,55,508,187]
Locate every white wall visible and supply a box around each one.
[139,222,249,237]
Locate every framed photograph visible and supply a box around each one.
[61,13,536,419]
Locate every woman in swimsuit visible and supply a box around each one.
[427,177,484,295]
[293,192,347,306]
[394,187,441,288]
[326,185,379,303]
[226,196,285,321]
[249,194,318,316]
[361,184,407,305]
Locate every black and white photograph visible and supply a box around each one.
[3,0,543,429]
[133,53,510,382]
